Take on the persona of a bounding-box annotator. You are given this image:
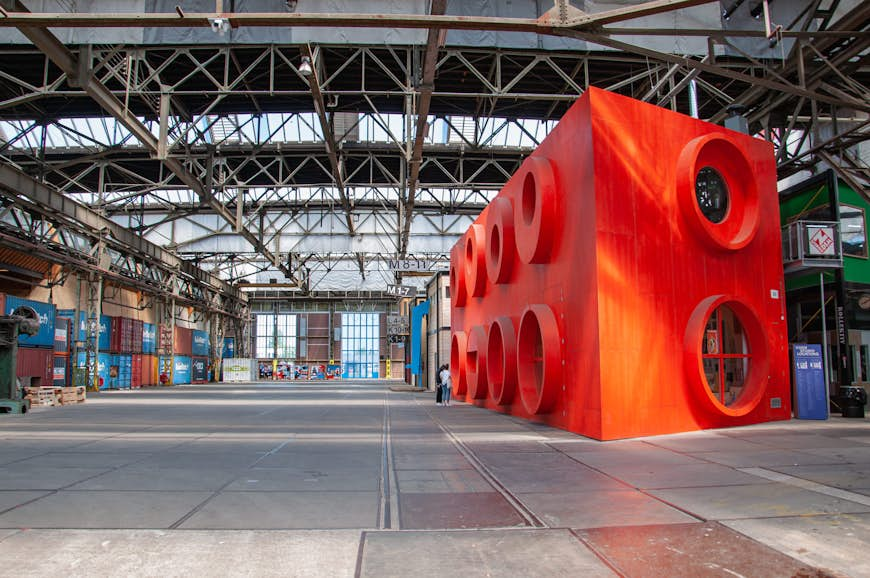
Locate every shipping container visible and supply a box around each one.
[131,354,143,388]
[142,323,157,354]
[17,347,52,386]
[54,317,70,353]
[6,296,56,348]
[78,312,111,351]
[74,352,113,390]
[192,330,209,357]
[110,317,135,353]
[52,354,69,387]
[115,354,132,389]
[158,324,174,354]
[158,355,172,385]
[57,309,75,319]
[174,327,193,356]
[222,337,235,359]
[138,354,157,386]
[191,356,208,383]
[132,320,143,354]
[173,356,192,385]
[0,293,5,317]
[222,358,256,382]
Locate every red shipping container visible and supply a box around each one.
[16,347,53,387]
[132,320,143,354]
[174,326,193,356]
[131,354,143,388]
[110,317,135,353]
[140,354,158,386]
[157,324,173,354]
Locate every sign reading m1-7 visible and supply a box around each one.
[387,285,415,297]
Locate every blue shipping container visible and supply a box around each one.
[116,354,132,389]
[78,312,111,351]
[142,323,157,354]
[158,355,172,384]
[57,309,75,319]
[192,330,210,357]
[173,356,192,385]
[76,351,112,390]
[222,337,235,359]
[5,296,56,348]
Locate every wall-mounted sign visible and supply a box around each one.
[807,226,836,255]
[385,258,432,272]
[387,284,415,297]
[387,315,409,335]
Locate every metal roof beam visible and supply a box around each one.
[7,1,295,281]
[300,44,355,237]
[0,162,240,302]
[0,1,715,32]
[401,0,446,258]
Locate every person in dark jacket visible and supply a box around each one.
[435,364,444,405]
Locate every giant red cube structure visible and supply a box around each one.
[449,87,790,440]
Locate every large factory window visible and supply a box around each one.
[840,204,867,257]
[342,313,380,378]
[256,314,275,359]
[276,314,297,358]
[702,305,750,407]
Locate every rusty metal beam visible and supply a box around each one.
[8,2,295,281]
[554,29,870,114]
[708,2,870,123]
[300,44,355,237]
[0,1,714,32]
[400,0,446,258]
[819,150,869,205]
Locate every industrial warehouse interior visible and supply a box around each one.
[0,1,869,576]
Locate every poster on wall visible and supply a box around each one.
[275,360,293,380]
[258,361,273,379]
[792,344,827,420]
[326,364,342,379]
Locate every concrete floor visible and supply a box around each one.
[1,381,869,577]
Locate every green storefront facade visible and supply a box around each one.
[781,170,870,392]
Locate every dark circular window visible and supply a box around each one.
[695,167,729,224]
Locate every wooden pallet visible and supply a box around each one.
[24,386,86,407]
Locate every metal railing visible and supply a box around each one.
[782,220,843,274]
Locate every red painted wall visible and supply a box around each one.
[450,88,790,440]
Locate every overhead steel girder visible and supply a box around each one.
[6,1,295,281]
[300,44,354,237]
[707,3,870,125]
[401,0,446,258]
[0,1,715,32]
[0,162,243,303]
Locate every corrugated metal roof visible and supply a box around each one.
[0,247,51,277]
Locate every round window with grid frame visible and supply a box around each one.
[701,304,750,408]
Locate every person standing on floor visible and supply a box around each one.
[435,364,444,405]
[439,364,452,406]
